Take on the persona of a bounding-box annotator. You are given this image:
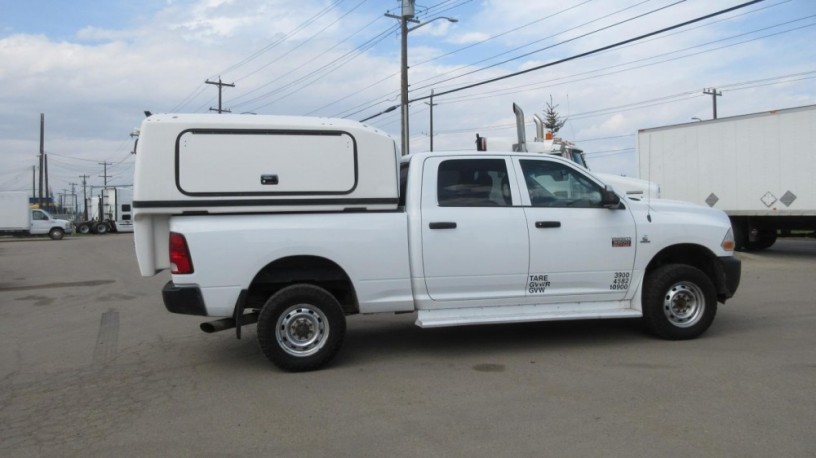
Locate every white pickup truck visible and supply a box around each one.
[133,114,740,371]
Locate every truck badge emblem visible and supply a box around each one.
[611,237,631,247]
[640,235,651,244]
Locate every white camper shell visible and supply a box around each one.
[133,114,400,275]
[134,114,399,213]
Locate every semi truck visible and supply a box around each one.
[0,191,74,240]
[133,113,740,371]
[637,104,816,251]
[475,104,660,199]
[76,187,134,234]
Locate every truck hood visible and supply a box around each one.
[595,172,660,199]
[628,197,730,224]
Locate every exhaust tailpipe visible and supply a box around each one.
[200,313,259,334]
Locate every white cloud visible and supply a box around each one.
[1,0,814,197]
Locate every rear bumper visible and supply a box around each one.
[717,256,741,301]
[162,281,207,316]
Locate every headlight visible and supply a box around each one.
[721,228,735,251]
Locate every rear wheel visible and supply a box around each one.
[257,284,346,372]
[747,230,777,251]
[94,222,109,234]
[642,264,717,340]
[77,223,91,235]
[48,228,65,240]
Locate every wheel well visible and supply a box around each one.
[246,256,358,315]
[644,244,728,301]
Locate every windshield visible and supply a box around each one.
[569,149,588,169]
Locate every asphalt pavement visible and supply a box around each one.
[1,234,814,457]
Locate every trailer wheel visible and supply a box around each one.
[94,223,110,234]
[48,228,65,240]
[642,264,717,340]
[747,231,777,251]
[77,223,91,235]
[257,284,346,372]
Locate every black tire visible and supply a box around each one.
[94,222,109,234]
[642,264,717,340]
[257,284,346,372]
[747,230,777,251]
[48,228,65,240]
[732,220,748,251]
[77,223,91,235]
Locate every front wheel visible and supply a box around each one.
[257,284,346,372]
[642,264,717,340]
[48,228,65,240]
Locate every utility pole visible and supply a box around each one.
[44,153,49,208]
[205,77,235,113]
[98,162,111,188]
[31,165,36,199]
[79,174,89,220]
[703,88,722,119]
[386,1,417,156]
[39,113,44,207]
[69,182,78,217]
[424,89,438,151]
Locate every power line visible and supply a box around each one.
[229,0,373,90]
[408,0,768,104]
[241,24,400,111]
[230,12,388,106]
[212,0,346,79]
[410,0,661,92]
[434,16,816,107]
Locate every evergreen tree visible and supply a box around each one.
[543,95,567,135]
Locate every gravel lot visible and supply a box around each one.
[1,234,814,456]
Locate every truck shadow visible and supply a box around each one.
[338,317,646,368]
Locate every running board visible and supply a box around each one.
[415,302,641,328]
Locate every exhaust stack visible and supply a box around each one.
[533,114,545,141]
[512,103,527,152]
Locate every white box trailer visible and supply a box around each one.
[0,191,30,230]
[77,187,134,234]
[637,104,816,250]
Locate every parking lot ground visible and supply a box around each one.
[1,235,814,456]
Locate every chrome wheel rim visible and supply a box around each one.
[276,304,329,357]
[662,281,705,328]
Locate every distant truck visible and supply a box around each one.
[637,104,816,251]
[475,104,660,199]
[0,191,74,240]
[76,187,134,234]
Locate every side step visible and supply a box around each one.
[416,302,641,328]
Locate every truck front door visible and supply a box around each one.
[515,158,637,302]
[30,210,51,235]
[420,157,529,302]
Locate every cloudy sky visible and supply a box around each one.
[1,0,814,200]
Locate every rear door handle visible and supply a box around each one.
[535,221,561,228]
[429,222,457,229]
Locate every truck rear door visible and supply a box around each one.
[420,156,529,301]
[514,157,637,301]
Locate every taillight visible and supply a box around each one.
[169,232,194,274]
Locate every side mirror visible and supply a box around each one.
[601,186,621,209]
